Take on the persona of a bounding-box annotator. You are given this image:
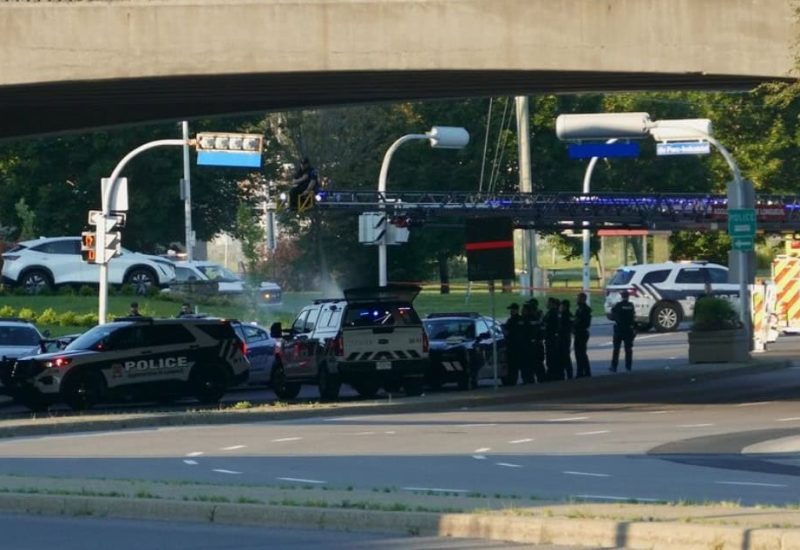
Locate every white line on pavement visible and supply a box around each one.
[678,423,714,428]
[509,438,534,444]
[474,447,491,453]
[716,481,787,488]
[403,487,469,493]
[648,410,672,414]
[182,460,198,465]
[576,430,611,436]
[221,445,246,451]
[472,455,487,460]
[736,401,772,407]
[576,494,660,502]
[354,431,375,436]
[496,462,523,468]
[457,423,497,428]
[278,477,326,485]
[385,431,396,435]
[272,437,303,442]
[776,417,800,422]
[212,469,242,475]
[548,416,589,422]
[186,451,204,457]
[563,471,610,478]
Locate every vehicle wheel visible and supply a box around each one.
[125,267,157,296]
[318,363,340,401]
[635,322,653,333]
[652,303,681,332]
[21,269,53,295]
[62,370,105,411]
[352,380,381,399]
[501,365,519,387]
[270,362,301,400]
[191,365,229,404]
[403,378,424,397]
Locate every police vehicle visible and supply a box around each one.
[272,285,429,401]
[0,319,51,390]
[604,261,739,332]
[6,317,249,411]
[423,313,513,390]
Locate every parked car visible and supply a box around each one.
[1,236,176,295]
[5,317,250,411]
[256,281,283,307]
[423,313,513,390]
[172,261,245,293]
[231,321,278,386]
[604,261,739,332]
[271,285,429,401]
[0,319,49,389]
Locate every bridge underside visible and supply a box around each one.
[0,69,777,140]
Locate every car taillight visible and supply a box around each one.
[45,357,71,368]
[422,330,429,353]
[240,340,248,356]
[333,332,344,356]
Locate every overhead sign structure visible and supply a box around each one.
[196,133,264,168]
[465,218,515,282]
[656,141,711,156]
[568,142,640,159]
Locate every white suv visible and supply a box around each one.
[604,261,739,332]
[1,236,176,295]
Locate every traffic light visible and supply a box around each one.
[81,231,97,264]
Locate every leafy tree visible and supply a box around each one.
[13,197,35,240]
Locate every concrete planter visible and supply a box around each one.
[688,328,750,364]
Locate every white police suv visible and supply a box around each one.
[604,261,739,332]
[6,317,249,411]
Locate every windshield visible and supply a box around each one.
[65,324,120,351]
[343,302,421,327]
[197,264,240,282]
[0,326,41,346]
[423,320,475,340]
[609,268,635,286]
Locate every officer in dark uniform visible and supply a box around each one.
[542,297,561,380]
[610,290,636,372]
[558,299,574,380]
[573,292,592,378]
[527,299,547,383]
[502,303,523,385]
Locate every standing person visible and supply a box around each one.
[519,303,536,384]
[528,299,547,383]
[177,302,193,318]
[610,290,636,372]
[542,298,561,381]
[502,303,523,385]
[573,292,592,378]
[558,299,574,380]
[128,302,142,317]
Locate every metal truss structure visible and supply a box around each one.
[311,190,800,232]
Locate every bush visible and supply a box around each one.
[37,308,59,325]
[78,285,95,296]
[17,307,36,322]
[57,311,78,327]
[58,285,76,296]
[691,297,741,331]
[0,305,16,318]
[75,313,99,327]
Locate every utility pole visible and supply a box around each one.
[515,96,538,296]
[181,121,194,261]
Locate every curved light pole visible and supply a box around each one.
[377,126,469,287]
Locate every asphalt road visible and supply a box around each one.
[0,360,797,507]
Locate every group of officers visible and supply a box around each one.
[502,290,637,383]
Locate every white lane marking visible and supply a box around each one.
[667,356,678,360]
[472,455,487,460]
[272,437,303,442]
[716,481,787,488]
[736,401,772,407]
[509,438,534,444]
[548,416,589,422]
[403,487,469,493]
[678,423,714,428]
[182,459,198,465]
[563,471,610,478]
[457,423,497,428]
[576,494,659,502]
[496,462,523,468]
[277,477,326,485]
[212,469,242,475]
[474,447,491,453]
[221,445,246,451]
[776,417,800,422]
[648,410,672,414]
[385,431,396,435]
[186,451,204,457]
[576,430,611,436]
[354,431,375,436]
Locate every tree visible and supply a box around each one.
[14,197,36,241]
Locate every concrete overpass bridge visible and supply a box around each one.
[0,0,796,139]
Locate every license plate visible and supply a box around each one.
[376,361,392,370]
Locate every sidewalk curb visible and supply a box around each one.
[1,493,798,550]
[0,359,790,440]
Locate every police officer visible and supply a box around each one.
[177,302,193,318]
[129,302,142,317]
[558,299,574,380]
[573,292,592,378]
[527,299,547,383]
[502,303,523,385]
[543,297,561,380]
[610,290,636,372]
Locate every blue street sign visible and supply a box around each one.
[656,141,711,156]
[568,142,640,159]
[197,150,262,168]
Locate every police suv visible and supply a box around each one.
[6,317,249,411]
[604,261,739,332]
[271,285,429,401]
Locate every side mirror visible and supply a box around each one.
[269,322,283,339]
[478,331,491,340]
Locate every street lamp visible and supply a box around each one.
[377,126,469,287]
